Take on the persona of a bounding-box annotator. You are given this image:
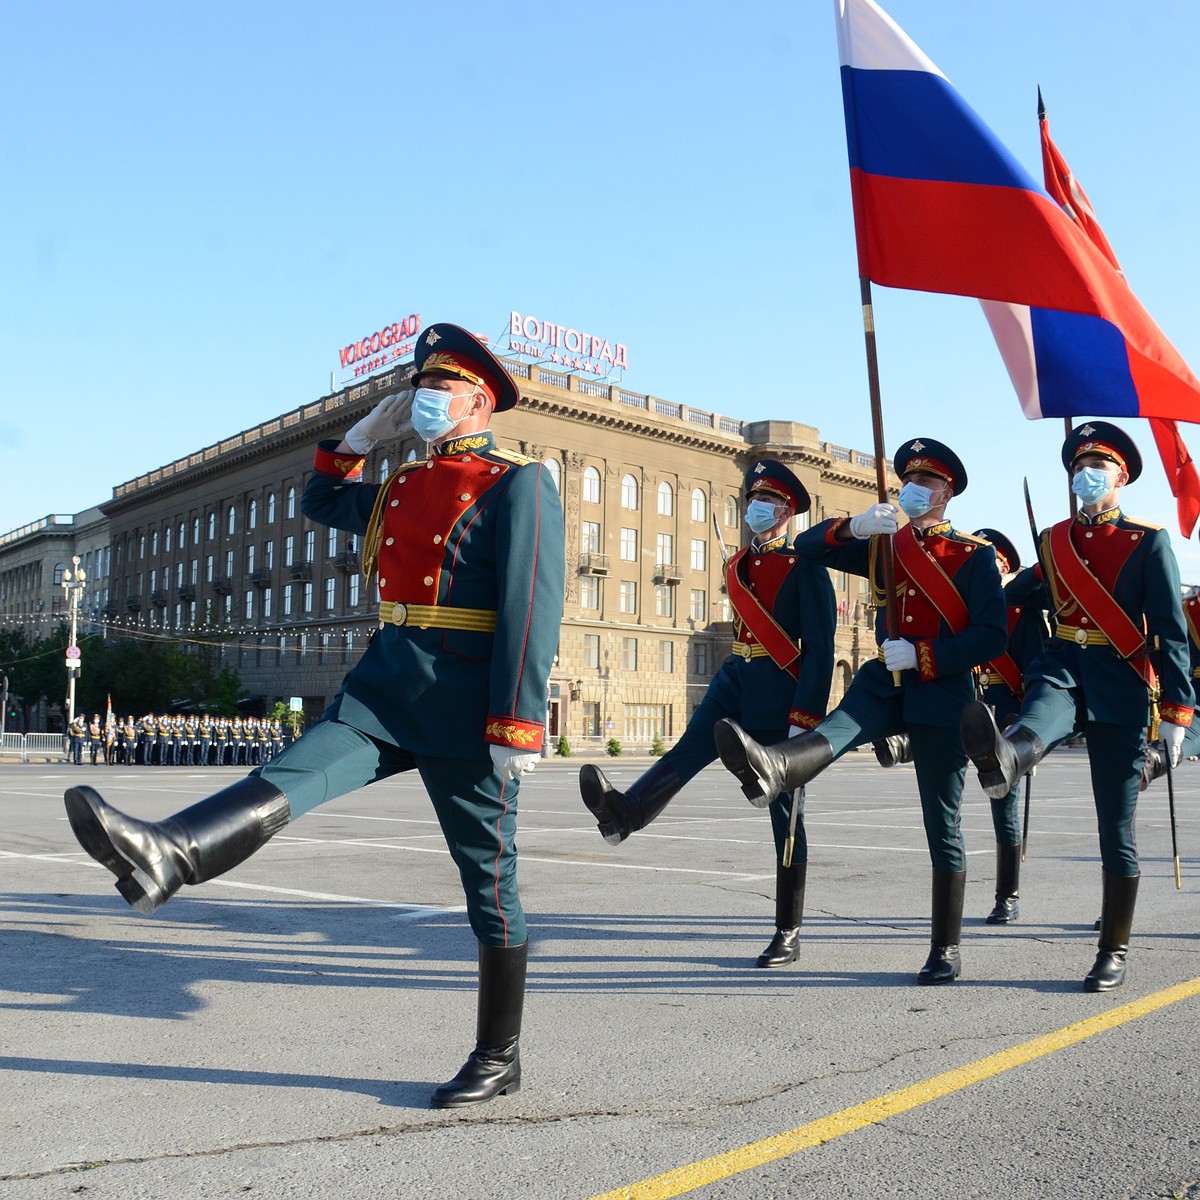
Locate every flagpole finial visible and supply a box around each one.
[1037,85,1046,121]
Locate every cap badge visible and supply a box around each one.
[909,439,925,452]
[1079,423,1095,436]
[754,463,766,474]
[425,329,441,346]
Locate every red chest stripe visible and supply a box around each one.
[375,455,509,603]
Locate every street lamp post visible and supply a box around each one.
[61,555,87,728]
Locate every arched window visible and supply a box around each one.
[248,499,258,530]
[267,492,276,523]
[583,466,601,504]
[544,457,561,492]
[621,473,639,511]
[657,481,674,516]
[691,488,707,523]
[724,496,739,529]
[53,562,66,585]
[379,457,390,482]
[164,526,172,554]
[192,517,200,544]
[404,448,418,463]
[286,487,296,519]
[227,504,237,535]
[207,511,216,539]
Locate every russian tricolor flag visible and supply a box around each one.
[836,0,1200,428]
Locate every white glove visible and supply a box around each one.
[848,503,899,538]
[490,745,539,781]
[881,638,917,672]
[343,390,413,454]
[1162,722,1187,768]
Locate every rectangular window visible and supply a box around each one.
[245,590,254,621]
[654,585,674,617]
[583,633,600,668]
[176,561,184,586]
[284,535,295,567]
[621,636,637,671]
[581,520,601,555]
[656,532,673,565]
[303,582,313,612]
[694,641,709,675]
[658,640,674,673]
[265,539,274,569]
[283,584,293,616]
[619,580,637,614]
[348,574,360,608]
[304,530,315,563]
[624,703,668,741]
[579,575,600,610]
[327,527,338,558]
[247,544,256,573]
[325,577,335,610]
[190,558,199,585]
[690,589,706,622]
[263,587,272,619]
[619,527,637,562]
[225,549,234,576]
[690,538,707,571]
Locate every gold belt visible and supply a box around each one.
[378,601,497,632]
[731,641,772,660]
[1055,623,1111,647]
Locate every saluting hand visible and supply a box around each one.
[343,389,415,453]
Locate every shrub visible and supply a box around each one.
[555,734,572,757]
[650,735,665,757]
[606,737,623,757]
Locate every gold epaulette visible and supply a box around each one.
[1122,516,1163,532]
[490,447,535,466]
[954,530,990,545]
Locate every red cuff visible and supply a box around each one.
[1160,703,1193,727]
[314,445,365,479]
[825,517,851,546]
[789,710,821,730]
[916,640,937,681]
[485,717,544,751]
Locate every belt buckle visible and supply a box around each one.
[391,602,408,627]
[978,672,990,687]
[1074,627,1088,645]
[741,643,753,660]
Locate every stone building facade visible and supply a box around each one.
[1,357,895,744]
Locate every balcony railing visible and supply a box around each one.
[653,563,682,585]
[289,561,314,582]
[578,553,610,576]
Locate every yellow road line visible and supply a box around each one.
[590,977,1200,1200]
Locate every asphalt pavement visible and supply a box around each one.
[1,748,1198,1199]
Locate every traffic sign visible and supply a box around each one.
[66,646,81,660]
[289,696,303,712]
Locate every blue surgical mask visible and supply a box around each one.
[1071,465,1113,506]
[412,387,462,443]
[744,498,782,534]
[897,481,934,518]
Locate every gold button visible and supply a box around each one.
[379,577,387,588]
[424,575,434,586]
[1081,616,1089,624]
[433,535,442,544]
[907,588,916,596]
[460,493,471,502]
[385,537,394,546]
[490,466,501,474]
[390,499,399,508]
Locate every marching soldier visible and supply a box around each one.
[269,719,284,761]
[157,712,173,766]
[65,323,565,1108]
[68,715,86,766]
[961,422,1193,991]
[579,459,835,967]
[714,438,1006,985]
[185,714,201,766]
[872,527,1050,924]
[230,716,245,766]
[170,714,185,765]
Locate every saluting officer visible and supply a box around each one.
[579,460,835,968]
[140,713,157,766]
[961,422,1193,991]
[65,323,565,1109]
[214,717,230,764]
[715,438,1006,985]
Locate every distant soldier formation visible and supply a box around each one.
[69,712,288,766]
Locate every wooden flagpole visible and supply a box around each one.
[859,276,902,686]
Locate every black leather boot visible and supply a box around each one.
[579,761,683,845]
[917,868,966,985]
[985,843,1021,924]
[1083,872,1138,992]
[713,721,834,808]
[432,941,527,1108]
[757,861,807,968]
[960,702,1045,800]
[1139,742,1166,792]
[64,778,290,914]
[873,734,912,769]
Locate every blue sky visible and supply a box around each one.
[5,1,1200,578]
